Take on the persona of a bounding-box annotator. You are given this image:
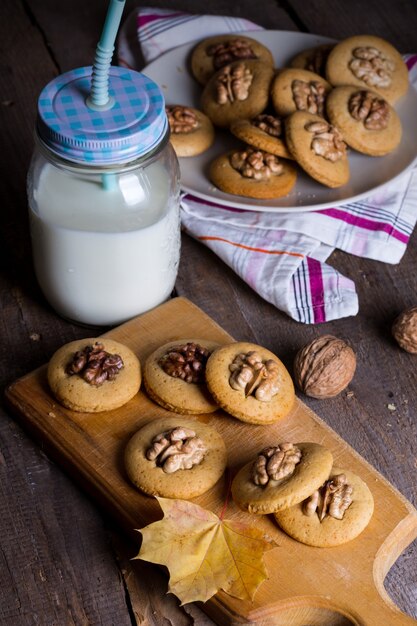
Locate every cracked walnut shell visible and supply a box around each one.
[294,335,356,399]
[392,306,417,353]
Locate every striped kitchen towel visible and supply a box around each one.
[118,7,417,324]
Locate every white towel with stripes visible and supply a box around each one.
[118,7,417,324]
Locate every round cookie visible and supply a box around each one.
[274,467,374,547]
[209,147,297,200]
[205,341,295,424]
[326,85,402,156]
[270,68,332,118]
[166,105,215,157]
[285,110,350,188]
[290,44,335,77]
[230,114,293,160]
[325,35,409,104]
[143,339,220,414]
[231,442,333,514]
[47,337,141,412]
[201,59,274,129]
[124,416,227,499]
[191,34,274,85]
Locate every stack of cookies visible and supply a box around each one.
[166,32,408,198]
[232,442,374,547]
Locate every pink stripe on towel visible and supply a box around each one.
[319,208,409,243]
[307,257,326,323]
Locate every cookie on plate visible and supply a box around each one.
[201,60,274,129]
[326,85,402,156]
[274,467,374,547]
[191,34,274,85]
[47,338,141,412]
[289,43,335,77]
[325,35,408,104]
[205,342,295,424]
[124,416,227,499]
[231,442,333,515]
[166,105,215,157]
[285,110,350,188]
[270,68,332,118]
[230,113,293,160]
[143,339,220,414]
[209,147,297,200]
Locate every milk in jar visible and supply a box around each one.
[28,65,180,326]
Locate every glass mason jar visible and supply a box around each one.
[28,66,180,327]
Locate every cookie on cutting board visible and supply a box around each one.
[205,341,295,424]
[274,466,374,547]
[231,442,333,514]
[124,416,227,499]
[47,337,141,412]
[143,339,220,414]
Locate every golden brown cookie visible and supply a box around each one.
[326,85,402,156]
[209,147,297,199]
[201,59,274,129]
[191,34,274,85]
[230,114,293,160]
[205,342,295,424]
[143,339,219,414]
[325,35,409,104]
[274,467,374,547]
[231,442,333,514]
[47,338,141,412]
[166,105,215,157]
[285,111,350,188]
[289,43,335,77]
[124,416,227,499]
[270,68,332,118]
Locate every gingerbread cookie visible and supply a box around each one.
[230,114,293,160]
[47,338,141,412]
[209,147,297,199]
[285,111,350,188]
[270,68,332,118]
[325,35,408,104]
[326,85,402,156]
[289,43,335,77]
[231,442,333,515]
[124,416,227,499]
[274,467,374,547]
[201,59,274,129]
[205,342,295,424]
[191,34,274,85]
[143,339,219,414]
[166,105,215,157]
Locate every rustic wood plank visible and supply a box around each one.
[285,0,417,51]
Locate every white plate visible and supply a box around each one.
[143,30,417,212]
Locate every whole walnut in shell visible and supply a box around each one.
[392,306,417,353]
[294,335,356,399]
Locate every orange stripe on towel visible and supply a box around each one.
[198,236,305,258]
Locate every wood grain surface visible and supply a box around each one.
[1,1,417,625]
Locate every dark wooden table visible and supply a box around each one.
[1,1,417,624]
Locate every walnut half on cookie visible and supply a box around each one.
[205,341,295,424]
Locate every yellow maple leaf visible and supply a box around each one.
[134,497,277,605]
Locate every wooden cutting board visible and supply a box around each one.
[5,297,417,626]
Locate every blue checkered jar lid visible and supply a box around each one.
[36,66,168,165]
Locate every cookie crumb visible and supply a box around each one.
[387,403,396,411]
[30,333,41,341]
